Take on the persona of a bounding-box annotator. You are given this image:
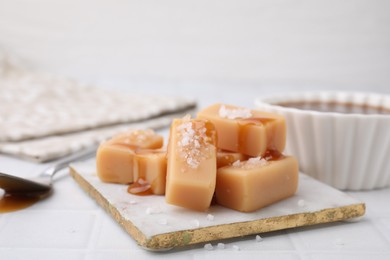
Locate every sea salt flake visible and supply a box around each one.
[255,235,263,242]
[298,199,306,207]
[181,136,190,146]
[190,219,200,228]
[217,243,225,249]
[145,207,154,215]
[242,157,268,169]
[206,214,215,221]
[145,207,162,215]
[204,243,213,250]
[194,140,200,148]
[232,245,240,251]
[247,157,261,164]
[232,160,241,167]
[218,105,252,120]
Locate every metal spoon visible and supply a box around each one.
[0,145,97,194]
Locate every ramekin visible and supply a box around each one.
[255,91,390,190]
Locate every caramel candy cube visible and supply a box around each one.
[96,144,135,184]
[197,104,286,157]
[165,116,217,211]
[215,155,299,212]
[129,149,167,195]
[217,150,248,168]
[96,129,163,184]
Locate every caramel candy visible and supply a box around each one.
[96,129,163,184]
[165,116,217,211]
[215,155,298,212]
[217,150,247,168]
[107,129,163,149]
[197,104,286,157]
[129,149,167,195]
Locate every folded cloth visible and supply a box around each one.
[0,64,196,162]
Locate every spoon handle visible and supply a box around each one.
[40,145,98,180]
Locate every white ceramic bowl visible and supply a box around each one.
[255,91,390,190]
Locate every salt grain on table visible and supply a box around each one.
[204,243,213,250]
[232,245,240,251]
[206,214,215,221]
[190,219,200,228]
[217,243,225,249]
[298,199,306,207]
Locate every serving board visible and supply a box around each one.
[69,159,365,250]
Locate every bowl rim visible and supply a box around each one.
[255,91,390,118]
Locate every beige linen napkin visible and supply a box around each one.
[0,64,195,162]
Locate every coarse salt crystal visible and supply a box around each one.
[206,214,215,221]
[177,115,213,170]
[241,157,268,169]
[218,105,252,120]
[190,219,200,228]
[298,199,306,207]
[145,207,154,215]
[232,245,240,251]
[255,235,263,242]
[145,207,161,215]
[232,158,269,169]
[217,243,225,249]
[232,160,241,167]
[204,243,213,250]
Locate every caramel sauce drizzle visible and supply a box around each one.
[127,181,154,196]
[262,149,285,161]
[0,190,50,213]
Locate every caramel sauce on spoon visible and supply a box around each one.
[0,189,51,213]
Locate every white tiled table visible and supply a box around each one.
[1,85,390,259]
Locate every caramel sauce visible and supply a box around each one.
[127,182,154,196]
[278,101,390,114]
[263,150,285,161]
[127,158,153,196]
[129,155,154,196]
[0,190,50,213]
[237,117,275,154]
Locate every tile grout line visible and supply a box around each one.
[286,229,309,260]
[84,209,103,259]
[369,215,390,246]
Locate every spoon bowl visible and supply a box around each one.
[0,146,97,195]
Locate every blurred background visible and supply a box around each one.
[0,0,389,99]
